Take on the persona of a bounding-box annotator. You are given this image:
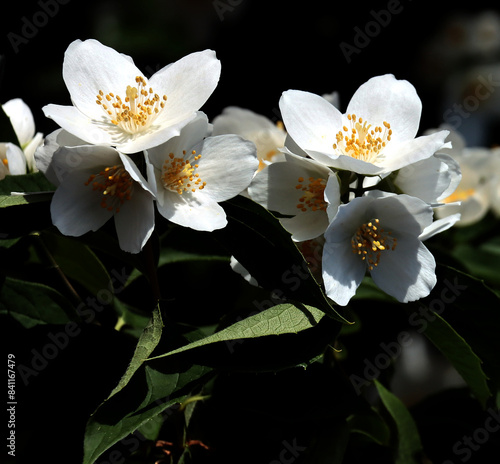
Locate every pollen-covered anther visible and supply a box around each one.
[295,176,327,212]
[84,165,133,213]
[332,114,392,164]
[161,150,206,194]
[96,76,167,134]
[351,218,397,271]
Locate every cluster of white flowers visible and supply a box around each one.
[4,38,500,307]
[32,39,258,254]
[216,75,470,306]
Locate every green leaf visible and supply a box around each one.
[83,362,213,464]
[422,311,491,408]
[214,195,350,323]
[0,276,75,327]
[83,306,213,464]
[0,191,54,208]
[347,407,391,446]
[108,305,163,399]
[148,303,326,361]
[418,265,500,400]
[353,276,397,302]
[452,240,500,288]
[40,231,112,297]
[0,171,55,195]
[374,380,423,464]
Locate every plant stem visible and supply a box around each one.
[143,235,161,306]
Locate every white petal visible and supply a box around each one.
[42,104,115,146]
[2,98,36,147]
[381,130,450,173]
[34,129,88,185]
[149,49,221,127]
[119,153,154,195]
[117,115,198,154]
[195,134,258,202]
[113,186,155,253]
[280,210,329,242]
[23,132,44,172]
[322,238,366,306]
[212,106,277,135]
[346,74,422,144]
[146,112,211,168]
[52,144,120,175]
[318,151,385,175]
[50,169,112,236]
[279,90,342,158]
[419,214,461,241]
[434,153,462,201]
[62,39,142,119]
[325,173,341,222]
[395,155,455,204]
[248,153,330,214]
[156,190,227,231]
[370,238,436,302]
[5,143,27,175]
[369,193,434,236]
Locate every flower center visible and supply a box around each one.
[96,76,167,134]
[295,176,327,212]
[444,187,475,203]
[2,158,8,166]
[351,218,397,271]
[161,150,206,194]
[84,165,133,213]
[333,114,392,164]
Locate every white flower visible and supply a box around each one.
[0,143,26,179]
[392,153,462,207]
[490,149,500,218]
[248,152,340,242]
[41,143,155,254]
[322,192,436,306]
[279,74,450,176]
[434,130,496,226]
[42,39,221,154]
[1,98,44,177]
[146,112,258,231]
[212,106,287,172]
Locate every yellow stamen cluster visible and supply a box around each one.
[295,176,327,212]
[84,165,133,213]
[162,150,206,194]
[2,159,8,166]
[444,188,475,204]
[96,76,167,134]
[332,114,392,163]
[351,218,397,271]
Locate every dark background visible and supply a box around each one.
[3,0,500,146]
[3,1,500,463]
